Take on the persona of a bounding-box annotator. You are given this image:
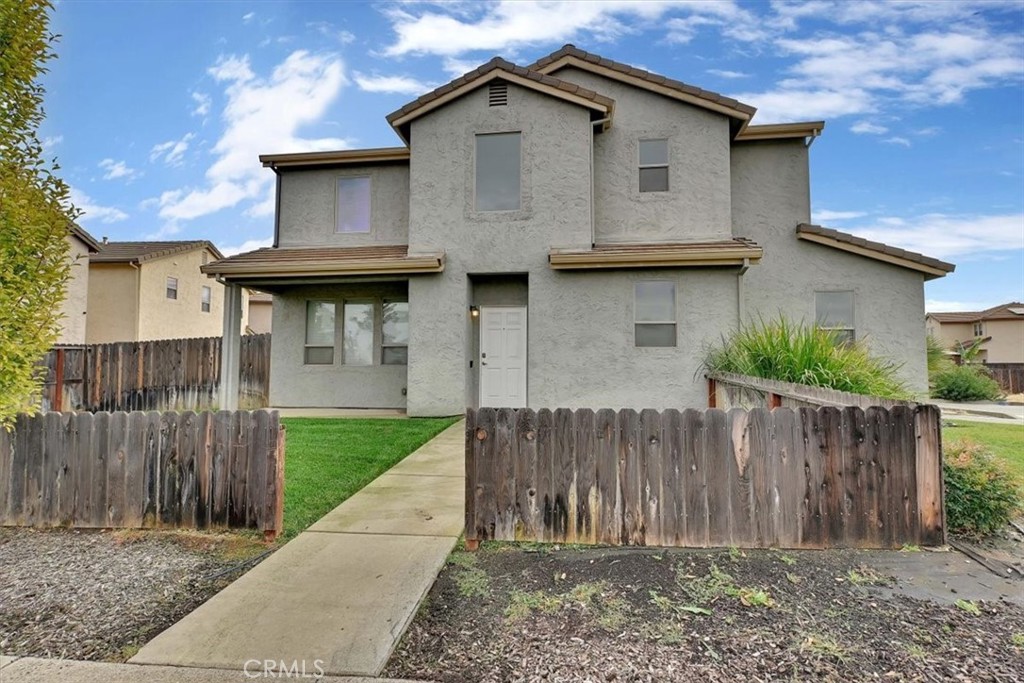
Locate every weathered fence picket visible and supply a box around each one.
[39,334,271,413]
[465,405,944,550]
[0,410,285,538]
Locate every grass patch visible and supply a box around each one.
[282,417,459,538]
[676,563,774,609]
[798,632,850,663]
[943,422,1024,480]
[453,566,490,598]
[955,599,981,616]
[505,590,563,620]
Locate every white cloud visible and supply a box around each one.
[222,237,273,256]
[42,134,63,148]
[150,133,194,166]
[812,209,867,222]
[67,187,129,224]
[846,213,1024,259]
[192,91,212,117]
[850,120,888,135]
[731,87,875,122]
[925,299,996,313]
[883,136,912,147]
[157,51,349,224]
[914,126,941,136]
[706,68,750,79]
[354,72,435,95]
[98,158,139,181]
[242,12,255,23]
[308,21,355,44]
[442,57,482,78]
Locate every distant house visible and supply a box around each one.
[926,302,1024,364]
[87,240,248,343]
[247,291,273,334]
[57,224,101,345]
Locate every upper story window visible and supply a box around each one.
[166,276,178,300]
[639,139,669,192]
[305,301,335,365]
[635,281,676,347]
[201,286,211,313]
[475,132,521,211]
[973,322,984,337]
[815,291,855,345]
[336,176,371,233]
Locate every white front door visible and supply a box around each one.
[479,306,527,408]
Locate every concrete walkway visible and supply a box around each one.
[131,421,465,678]
[935,400,1024,425]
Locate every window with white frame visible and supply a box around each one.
[635,281,676,347]
[815,291,855,345]
[201,286,211,313]
[973,322,984,337]
[639,138,669,192]
[382,300,409,365]
[166,276,178,300]
[475,132,521,211]
[305,301,335,365]
[336,176,371,233]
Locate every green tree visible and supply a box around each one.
[0,0,74,426]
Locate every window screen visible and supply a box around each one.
[201,286,211,313]
[639,139,669,192]
[475,132,521,211]
[336,177,371,233]
[635,281,676,347]
[305,301,335,364]
[382,301,409,365]
[166,277,178,300]
[815,291,855,345]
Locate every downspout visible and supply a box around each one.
[736,257,750,328]
[130,261,141,340]
[590,117,611,246]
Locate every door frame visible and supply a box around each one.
[478,305,528,408]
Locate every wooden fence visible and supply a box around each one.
[707,372,915,411]
[0,410,285,538]
[465,406,944,550]
[39,334,271,412]
[985,363,1024,395]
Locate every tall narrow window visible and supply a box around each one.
[305,301,335,365]
[815,291,855,345]
[201,286,212,313]
[382,300,409,365]
[639,138,669,192]
[343,301,374,366]
[635,281,676,347]
[166,276,178,300]
[475,132,521,211]
[973,322,984,337]
[336,176,371,233]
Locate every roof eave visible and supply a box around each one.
[549,245,763,270]
[202,255,445,280]
[796,231,953,280]
[735,121,826,142]
[260,147,411,169]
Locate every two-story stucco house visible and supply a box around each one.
[204,45,954,415]
[57,224,101,345]
[926,302,1024,364]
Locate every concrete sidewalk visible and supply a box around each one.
[130,421,465,678]
[0,657,427,682]
[934,400,1024,425]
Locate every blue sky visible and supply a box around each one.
[43,0,1023,312]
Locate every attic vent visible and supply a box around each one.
[488,82,508,107]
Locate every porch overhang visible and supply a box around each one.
[201,245,445,285]
[549,239,763,270]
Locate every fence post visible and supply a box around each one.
[707,377,717,408]
[54,348,65,412]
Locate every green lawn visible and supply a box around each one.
[281,417,460,538]
[943,420,1024,479]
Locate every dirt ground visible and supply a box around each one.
[386,544,1024,682]
[0,527,269,662]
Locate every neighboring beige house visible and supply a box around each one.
[57,224,101,345]
[247,291,273,334]
[926,302,1024,363]
[87,240,248,343]
[203,45,955,414]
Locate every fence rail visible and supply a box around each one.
[0,410,285,538]
[465,406,944,550]
[707,372,915,411]
[40,334,270,412]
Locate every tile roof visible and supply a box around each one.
[796,223,954,278]
[69,223,101,252]
[201,245,445,279]
[91,240,224,264]
[528,44,756,119]
[550,238,763,269]
[927,302,1024,323]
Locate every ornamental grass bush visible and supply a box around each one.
[943,439,1023,536]
[931,364,1002,402]
[703,318,908,399]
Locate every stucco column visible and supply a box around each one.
[219,283,243,410]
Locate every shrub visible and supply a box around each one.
[931,365,1002,402]
[926,334,954,382]
[944,439,1023,535]
[703,317,908,398]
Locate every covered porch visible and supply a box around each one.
[201,245,444,411]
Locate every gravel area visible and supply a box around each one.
[0,527,269,661]
[386,545,1024,682]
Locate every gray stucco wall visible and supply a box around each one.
[731,139,928,393]
[551,66,733,244]
[269,282,408,408]
[406,83,595,415]
[276,164,410,248]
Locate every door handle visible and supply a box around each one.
[481,362,488,366]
